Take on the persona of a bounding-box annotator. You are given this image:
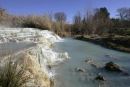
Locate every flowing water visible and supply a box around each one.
[0,37,130,87]
[54,38,130,87]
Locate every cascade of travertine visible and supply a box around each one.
[0,28,69,87]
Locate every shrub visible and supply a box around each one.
[0,58,31,87]
[22,15,52,30]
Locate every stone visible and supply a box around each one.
[122,72,129,76]
[90,63,98,68]
[95,73,105,81]
[85,58,93,63]
[104,61,122,72]
[75,67,85,72]
[47,65,52,69]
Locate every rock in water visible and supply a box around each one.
[75,67,85,72]
[104,61,122,72]
[95,73,105,81]
[122,72,129,76]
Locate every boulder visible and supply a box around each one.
[104,61,122,72]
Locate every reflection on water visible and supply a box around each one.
[0,42,36,57]
[54,38,130,87]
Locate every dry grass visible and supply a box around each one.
[0,49,54,87]
[21,15,52,30]
[16,53,53,87]
[0,57,31,87]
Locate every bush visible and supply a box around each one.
[22,15,52,30]
[0,58,31,87]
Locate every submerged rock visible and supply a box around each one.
[122,72,129,76]
[75,67,85,72]
[85,58,99,68]
[95,75,105,81]
[104,61,122,72]
[95,73,105,81]
[90,63,98,68]
[85,58,93,63]
[104,54,113,58]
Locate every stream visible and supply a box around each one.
[0,38,130,87]
[54,38,130,87]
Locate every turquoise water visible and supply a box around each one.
[54,38,130,87]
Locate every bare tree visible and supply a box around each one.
[83,11,95,35]
[117,8,130,20]
[54,12,66,22]
[117,8,128,20]
[93,7,110,35]
[73,12,82,25]
[73,12,82,34]
[0,8,6,23]
[0,8,6,16]
[54,12,67,36]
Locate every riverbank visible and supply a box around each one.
[74,35,130,53]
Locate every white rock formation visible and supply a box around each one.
[0,28,69,87]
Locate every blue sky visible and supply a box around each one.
[0,0,130,22]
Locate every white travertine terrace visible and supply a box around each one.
[0,28,69,87]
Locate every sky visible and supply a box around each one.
[0,0,130,22]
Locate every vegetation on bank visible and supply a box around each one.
[75,35,130,53]
[0,7,130,52]
[0,7,130,36]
